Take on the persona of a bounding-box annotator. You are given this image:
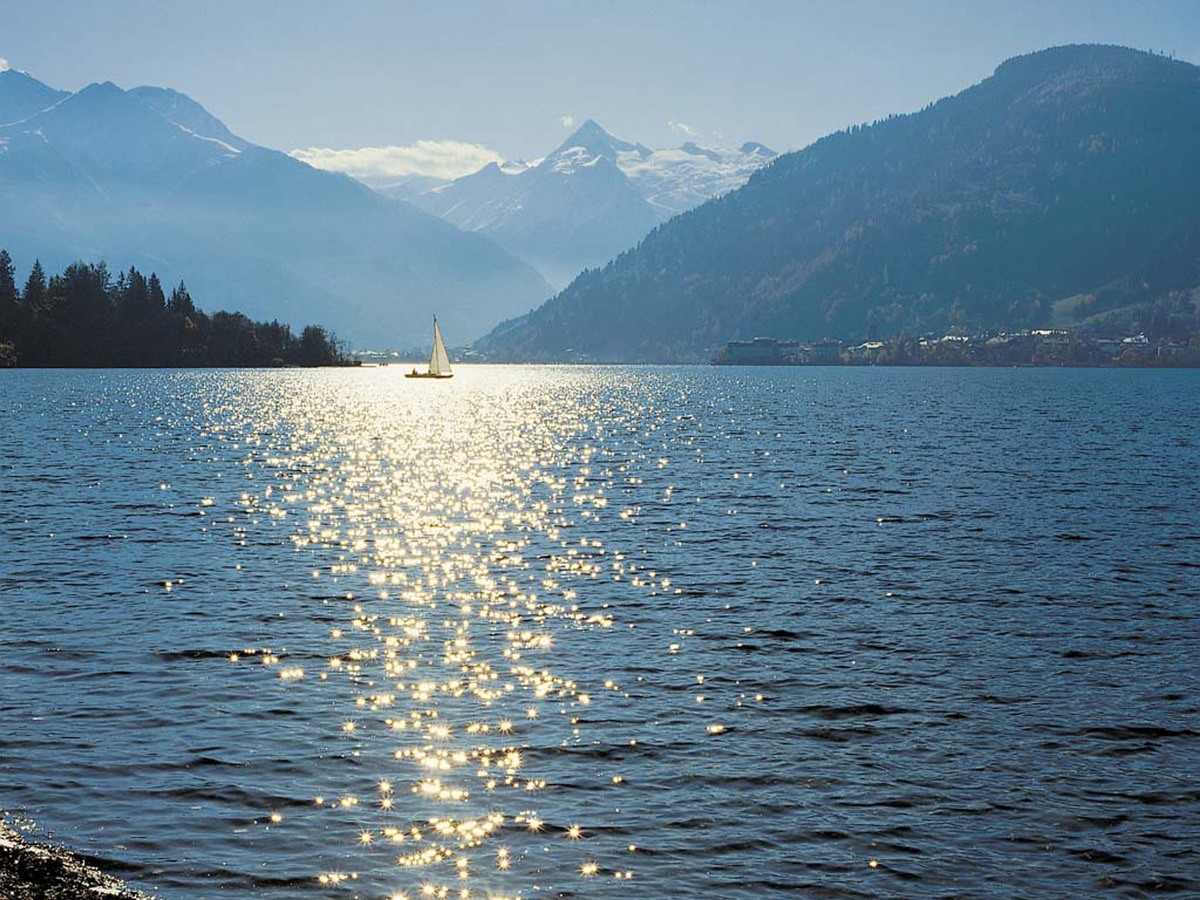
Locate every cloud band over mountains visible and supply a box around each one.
[290,140,503,186]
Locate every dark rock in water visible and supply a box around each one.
[0,821,157,900]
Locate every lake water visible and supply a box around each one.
[1,365,1197,899]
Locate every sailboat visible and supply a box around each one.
[405,317,454,379]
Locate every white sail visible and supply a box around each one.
[429,318,452,376]
[406,316,453,378]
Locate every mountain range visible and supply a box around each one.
[0,69,552,347]
[396,121,776,289]
[477,45,1200,362]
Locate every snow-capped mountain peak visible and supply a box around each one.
[739,141,776,157]
[129,86,251,152]
[402,120,776,288]
[616,138,778,216]
[678,141,724,163]
[550,119,647,161]
[3,79,246,180]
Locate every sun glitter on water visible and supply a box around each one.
[221,368,674,897]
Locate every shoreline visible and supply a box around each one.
[0,819,156,900]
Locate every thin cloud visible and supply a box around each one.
[560,115,575,129]
[668,120,699,138]
[291,140,504,185]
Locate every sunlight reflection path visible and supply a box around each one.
[219,370,686,898]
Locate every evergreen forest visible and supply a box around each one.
[0,251,350,368]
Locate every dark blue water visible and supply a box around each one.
[1,366,1197,899]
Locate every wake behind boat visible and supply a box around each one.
[406,317,453,379]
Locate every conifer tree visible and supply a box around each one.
[147,272,166,312]
[55,262,113,365]
[0,250,17,340]
[0,250,16,306]
[167,281,197,320]
[23,260,47,308]
[168,280,200,362]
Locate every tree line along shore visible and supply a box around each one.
[0,251,352,368]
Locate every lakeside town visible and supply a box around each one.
[713,330,1200,367]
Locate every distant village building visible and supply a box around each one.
[715,329,1198,368]
[723,338,800,365]
[846,341,886,363]
[719,337,843,365]
[804,340,843,363]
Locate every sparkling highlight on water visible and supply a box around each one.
[219,368,683,897]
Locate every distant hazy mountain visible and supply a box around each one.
[406,120,775,288]
[0,70,552,346]
[128,85,252,151]
[0,68,68,124]
[476,45,1200,362]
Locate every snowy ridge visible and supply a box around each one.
[403,120,775,287]
[618,141,775,215]
[173,124,243,156]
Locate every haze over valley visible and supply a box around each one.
[2,5,1198,361]
[0,69,551,348]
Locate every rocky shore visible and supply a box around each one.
[0,820,156,900]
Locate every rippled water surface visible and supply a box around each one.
[1,365,1198,899]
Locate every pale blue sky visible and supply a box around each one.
[3,0,1197,160]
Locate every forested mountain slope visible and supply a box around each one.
[477,46,1200,362]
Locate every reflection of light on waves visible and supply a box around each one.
[226,373,660,897]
